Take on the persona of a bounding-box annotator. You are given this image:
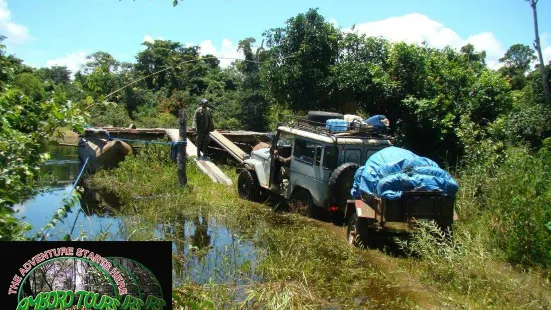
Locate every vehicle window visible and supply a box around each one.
[345,149,362,165]
[293,138,319,165]
[365,149,377,161]
[277,132,293,147]
[323,146,338,170]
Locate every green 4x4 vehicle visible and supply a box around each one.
[236,111,393,218]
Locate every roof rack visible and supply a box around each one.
[285,117,393,140]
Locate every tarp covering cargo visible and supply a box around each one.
[351,146,459,200]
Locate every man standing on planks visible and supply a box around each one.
[193,98,215,160]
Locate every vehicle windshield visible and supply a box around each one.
[277,132,294,147]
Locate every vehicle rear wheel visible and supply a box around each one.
[237,169,260,201]
[329,163,360,207]
[347,213,370,248]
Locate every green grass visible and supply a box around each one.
[396,221,551,309]
[88,144,551,309]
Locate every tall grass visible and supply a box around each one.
[457,145,551,267]
[396,143,551,308]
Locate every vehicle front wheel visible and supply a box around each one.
[347,213,370,248]
[237,169,260,201]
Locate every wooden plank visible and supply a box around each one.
[198,160,233,185]
[209,130,247,164]
[185,138,233,185]
[165,128,180,142]
[185,138,198,157]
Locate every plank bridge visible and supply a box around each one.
[82,127,266,185]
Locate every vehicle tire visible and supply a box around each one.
[290,188,320,219]
[307,111,344,124]
[237,169,261,201]
[347,212,369,248]
[328,162,360,207]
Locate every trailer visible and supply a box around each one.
[344,191,458,248]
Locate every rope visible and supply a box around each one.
[40,156,90,241]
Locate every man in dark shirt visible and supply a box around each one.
[193,98,214,159]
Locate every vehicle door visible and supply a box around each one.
[320,145,338,182]
[269,130,294,188]
[268,130,280,188]
[290,137,323,203]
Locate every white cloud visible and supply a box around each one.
[0,0,31,45]
[45,51,88,78]
[329,17,339,28]
[465,32,505,69]
[198,40,217,55]
[187,38,244,68]
[143,34,164,43]
[543,46,551,65]
[540,33,550,47]
[345,13,507,70]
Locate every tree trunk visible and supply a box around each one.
[530,0,551,104]
[178,108,187,186]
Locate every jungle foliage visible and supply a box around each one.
[1,8,551,271]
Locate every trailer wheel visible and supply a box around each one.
[237,169,260,201]
[347,213,370,248]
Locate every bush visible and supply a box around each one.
[89,102,133,127]
[457,144,551,267]
[135,112,178,128]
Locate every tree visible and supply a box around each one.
[13,73,46,102]
[261,8,341,112]
[135,40,201,93]
[525,0,551,104]
[83,51,120,74]
[460,44,487,68]
[79,52,123,101]
[499,44,537,90]
[37,66,71,85]
[237,37,269,131]
[499,44,536,71]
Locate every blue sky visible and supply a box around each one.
[1,0,550,73]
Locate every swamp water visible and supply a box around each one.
[13,143,124,240]
[13,143,263,289]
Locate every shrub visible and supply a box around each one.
[457,144,551,267]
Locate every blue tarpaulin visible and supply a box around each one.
[350,146,459,200]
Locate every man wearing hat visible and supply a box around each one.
[193,98,215,159]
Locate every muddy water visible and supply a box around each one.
[156,215,262,287]
[13,143,125,240]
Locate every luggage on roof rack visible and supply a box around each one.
[288,117,391,139]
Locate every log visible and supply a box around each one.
[178,109,187,186]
